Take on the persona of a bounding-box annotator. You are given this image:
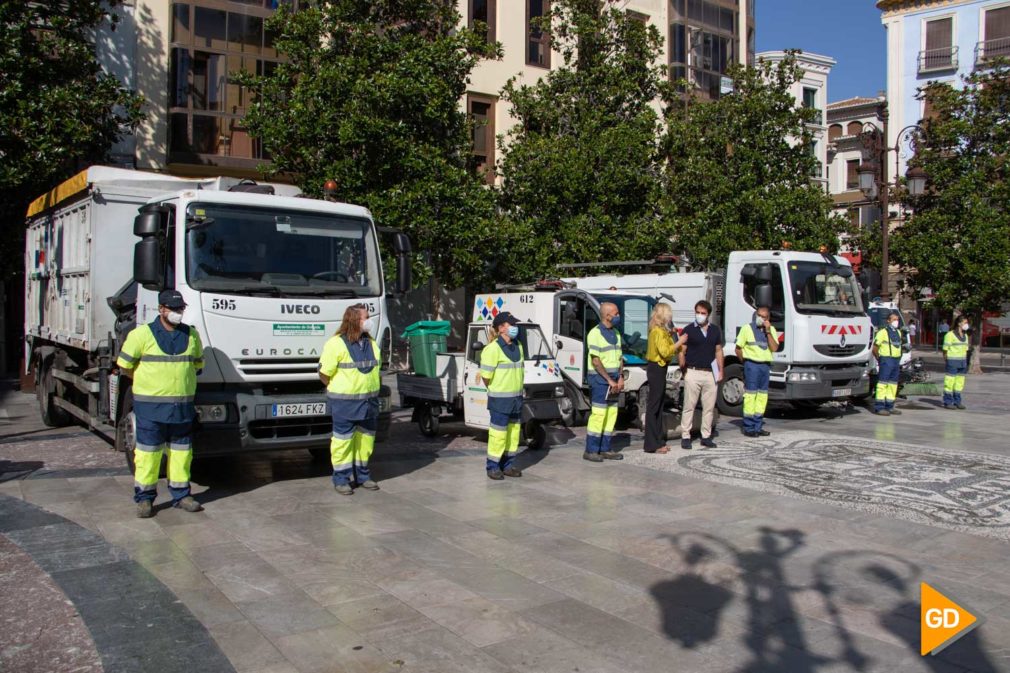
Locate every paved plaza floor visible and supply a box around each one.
[2,372,1009,673]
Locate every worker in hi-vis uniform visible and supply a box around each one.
[872,310,903,416]
[735,304,779,437]
[480,312,525,480]
[584,302,625,463]
[942,315,970,410]
[319,303,381,495]
[116,290,204,518]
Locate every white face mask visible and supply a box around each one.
[889,320,899,329]
[695,313,708,325]
[167,311,184,325]
[961,324,970,332]
[361,317,375,334]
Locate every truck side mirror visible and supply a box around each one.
[754,284,773,309]
[556,339,564,351]
[470,341,484,352]
[134,209,167,237]
[393,232,412,295]
[134,238,165,291]
[755,265,773,283]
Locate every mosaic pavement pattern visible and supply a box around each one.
[623,430,1010,541]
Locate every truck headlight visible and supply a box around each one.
[787,372,820,383]
[196,404,228,423]
[378,395,392,413]
[554,386,565,398]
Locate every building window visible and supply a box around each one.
[527,0,550,68]
[848,208,860,228]
[846,121,863,136]
[802,87,817,111]
[468,94,496,184]
[470,0,496,44]
[627,10,648,25]
[828,124,843,141]
[846,159,860,190]
[168,1,293,161]
[980,6,1010,63]
[809,141,821,178]
[920,16,955,72]
[669,0,739,99]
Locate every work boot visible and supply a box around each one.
[680,439,693,450]
[334,483,354,495]
[943,404,954,410]
[874,409,891,416]
[889,409,902,416]
[175,496,203,513]
[743,431,759,438]
[136,500,154,519]
[956,403,966,410]
[503,467,523,478]
[757,430,771,437]
[700,438,717,449]
[359,480,380,490]
[582,452,604,463]
[487,468,505,480]
[600,451,624,461]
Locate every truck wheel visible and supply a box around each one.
[418,404,440,437]
[716,363,745,417]
[523,421,547,450]
[636,385,650,431]
[562,385,586,427]
[37,358,72,428]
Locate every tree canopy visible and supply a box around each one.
[891,63,1010,323]
[495,0,670,282]
[661,54,845,270]
[0,0,143,277]
[240,0,501,288]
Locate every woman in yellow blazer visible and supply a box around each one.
[644,303,678,453]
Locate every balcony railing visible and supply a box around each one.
[918,46,958,73]
[975,37,1010,65]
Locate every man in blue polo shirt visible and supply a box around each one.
[676,300,724,450]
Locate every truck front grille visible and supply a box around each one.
[238,358,319,377]
[248,416,331,439]
[813,344,867,357]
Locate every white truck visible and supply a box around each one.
[471,285,676,429]
[563,250,873,415]
[396,322,568,449]
[24,166,411,463]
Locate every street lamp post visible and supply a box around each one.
[857,98,927,302]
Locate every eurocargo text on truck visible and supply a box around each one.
[25,167,411,465]
[563,250,873,415]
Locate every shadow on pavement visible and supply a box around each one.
[650,527,999,673]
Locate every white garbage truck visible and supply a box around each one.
[563,250,873,415]
[24,166,411,463]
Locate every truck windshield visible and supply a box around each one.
[517,324,556,363]
[590,294,656,363]
[185,203,381,297]
[787,262,863,315]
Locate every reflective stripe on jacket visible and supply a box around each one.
[736,323,778,364]
[943,331,969,360]
[116,323,203,405]
[874,327,902,359]
[587,325,622,375]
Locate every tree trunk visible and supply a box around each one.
[969,308,984,374]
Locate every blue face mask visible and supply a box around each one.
[610,315,622,328]
[506,325,519,339]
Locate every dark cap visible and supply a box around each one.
[158,290,186,309]
[492,311,518,329]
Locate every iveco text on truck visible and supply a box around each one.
[25,167,410,463]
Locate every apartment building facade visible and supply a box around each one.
[465,0,755,179]
[755,50,835,193]
[825,97,883,235]
[878,0,1010,181]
